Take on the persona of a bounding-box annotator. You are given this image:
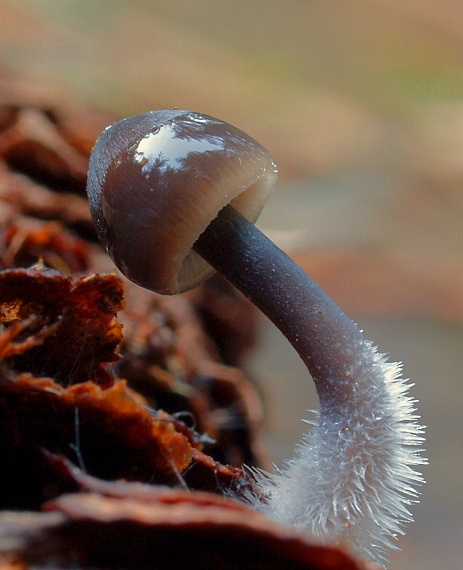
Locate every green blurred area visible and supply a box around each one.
[5,0,463,180]
[12,0,463,109]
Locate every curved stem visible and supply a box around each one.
[194,204,365,407]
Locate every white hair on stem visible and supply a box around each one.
[249,340,426,568]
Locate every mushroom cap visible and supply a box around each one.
[87,110,278,294]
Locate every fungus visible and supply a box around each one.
[86,110,425,567]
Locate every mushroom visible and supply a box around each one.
[86,110,425,567]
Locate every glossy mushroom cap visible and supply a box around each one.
[87,110,278,294]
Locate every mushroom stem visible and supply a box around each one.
[195,203,425,568]
[194,204,362,407]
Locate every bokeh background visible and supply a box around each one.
[1,2,462,569]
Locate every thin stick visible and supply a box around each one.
[194,204,363,406]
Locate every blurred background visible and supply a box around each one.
[1,1,462,569]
